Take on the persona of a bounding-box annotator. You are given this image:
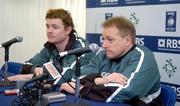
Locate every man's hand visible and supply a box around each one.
[95,72,128,85]
[34,67,43,76]
[105,72,128,85]
[60,82,76,94]
[7,74,33,81]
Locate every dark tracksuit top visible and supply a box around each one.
[22,37,95,85]
[80,45,161,103]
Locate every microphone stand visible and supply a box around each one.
[35,81,45,106]
[63,55,88,106]
[74,55,89,106]
[0,46,14,86]
[4,46,9,82]
[75,55,81,104]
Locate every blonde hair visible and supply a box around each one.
[102,16,136,44]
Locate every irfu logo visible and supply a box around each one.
[163,59,177,78]
[130,12,139,27]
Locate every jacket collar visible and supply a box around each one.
[44,34,76,52]
[112,44,136,63]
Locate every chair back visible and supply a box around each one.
[161,84,176,106]
[1,61,23,74]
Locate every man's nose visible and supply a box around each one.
[47,27,53,33]
[102,41,107,48]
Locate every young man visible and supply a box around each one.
[60,16,163,106]
[8,8,95,85]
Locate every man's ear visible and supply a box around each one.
[65,26,72,35]
[125,35,133,45]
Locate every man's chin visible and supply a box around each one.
[47,40,56,43]
[106,54,114,59]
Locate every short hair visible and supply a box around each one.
[102,16,136,44]
[46,8,74,29]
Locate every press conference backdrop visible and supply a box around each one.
[86,0,180,105]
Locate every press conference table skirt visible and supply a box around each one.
[0,89,131,106]
[0,72,131,106]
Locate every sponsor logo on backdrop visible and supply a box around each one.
[165,11,176,32]
[100,0,118,5]
[171,84,180,102]
[86,33,102,46]
[160,0,179,2]
[105,13,113,20]
[158,37,180,52]
[136,35,180,54]
[87,0,180,8]
[172,85,180,102]
[163,59,177,78]
[161,82,180,102]
[100,36,103,46]
[135,37,144,45]
[125,0,146,4]
[130,12,140,27]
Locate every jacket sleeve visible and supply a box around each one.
[108,48,161,103]
[57,39,96,84]
[80,53,101,76]
[21,48,51,73]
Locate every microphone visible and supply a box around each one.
[23,73,49,87]
[43,62,61,80]
[59,43,99,57]
[43,61,66,85]
[0,36,23,47]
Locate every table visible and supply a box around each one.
[0,70,131,106]
[0,85,131,106]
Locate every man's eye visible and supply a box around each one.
[53,26,59,29]
[107,38,113,42]
[102,38,104,42]
[46,25,49,29]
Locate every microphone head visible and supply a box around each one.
[89,43,99,53]
[16,36,23,42]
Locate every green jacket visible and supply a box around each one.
[23,37,95,85]
[81,45,161,103]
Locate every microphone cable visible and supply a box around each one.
[53,55,76,91]
[0,73,16,86]
[52,55,85,103]
[0,73,12,82]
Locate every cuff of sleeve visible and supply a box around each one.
[30,65,41,73]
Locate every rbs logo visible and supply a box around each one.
[136,37,144,45]
[171,85,180,101]
[158,38,180,49]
